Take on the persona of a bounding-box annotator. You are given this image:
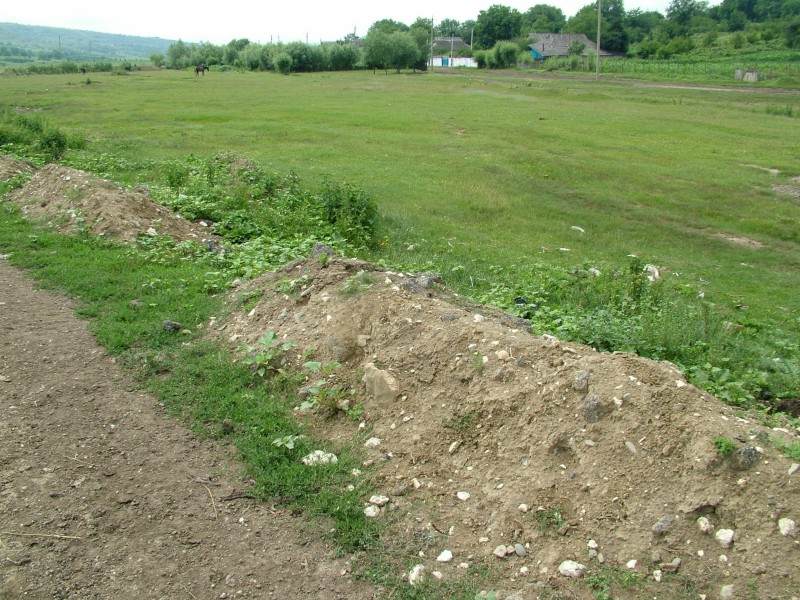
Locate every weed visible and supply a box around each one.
[341,271,375,296]
[239,331,297,377]
[776,440,800,461]
[447,409,479,432]
[272,434,306,449]
[712,435,737,456]
[535,507,565,532]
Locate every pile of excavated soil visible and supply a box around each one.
[5,161,211,243]
[217,256,800,599]
[0,156,35,181]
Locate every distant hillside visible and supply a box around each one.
[0,22,174,63]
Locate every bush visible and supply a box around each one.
[492,41,520,69]
[319,180,379,248]
[786,18,800,49]
[473,50,490,68]
[274,53,293,75]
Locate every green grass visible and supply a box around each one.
[2,68,799,406]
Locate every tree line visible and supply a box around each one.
[156,0,800,73]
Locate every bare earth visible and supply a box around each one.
[0,262,377,599]
[2,156,800,599]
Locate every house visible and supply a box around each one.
[429,36,477,68]
[526,33,613,60]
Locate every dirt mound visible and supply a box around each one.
[0,155,36,181]
[6,163,211,243]
[217,256,800,598]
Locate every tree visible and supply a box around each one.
[785,17,800,47]
[522,4,567,33]
[368,19,409,35]
[363,30,392,71]
[475,5,523,49]
[149,52,165,67]
[626,9,665,44]
[568,0,629,53]
[387,32,421,71]
[437,18,461,37]
[666,0,709,28]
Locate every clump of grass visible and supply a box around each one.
[535,507,565,532]
[712,435,737,456]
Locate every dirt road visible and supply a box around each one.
[0,257,377,600]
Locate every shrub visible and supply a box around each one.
[274,53,293,74]
[319,180,379,248]
[492,41,520,69]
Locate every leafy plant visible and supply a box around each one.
[272,434,306,449]
[239,331,297,377]
[535,508,564,532]
[712,435,736,456]
[299,361,356,416]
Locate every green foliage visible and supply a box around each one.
[786,18,800,48]
[492,41,520,68]
[239,331,297,377]
[475,5,523,49]
[319,180,379,248]
[535,508,565,532]
[712,435,737,455]
[274,52,294,75]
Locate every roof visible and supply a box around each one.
[526,33,613,58]
[432,37,470,53]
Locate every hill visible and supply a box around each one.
[0,22,174,63]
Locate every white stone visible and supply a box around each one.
[369,495,390,506]
[437,550,453,563]
[432,571,443,580]
[412,478,421,489]
[653,569,663,582]
[789,463,800,476]
[587,539,599,549]
[520,566,529,575]
[408,564,425,586]
[518,503,529,513]
[697,516,714,533]
[457,491,471,501]
[364,437,381,447]
[626,559,638,569]
[720,584,735,599]
[495,350,510,361]
[364,505,380,518]
[301,450,338,465]
[778,518,796,537]
[448,441,461,454]
[473,314,485,323]
[715,529,735,548]
[557,560,586,578]
[492,545,507,558]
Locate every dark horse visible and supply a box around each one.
[195,65,208,76]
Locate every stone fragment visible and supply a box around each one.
[518,503,529,513]
[362,363,399,404]
[587,539,599,549]
[301,450,337,465]
[659,557,681,573]
[437,550,453,562]
[572,370,590,392]
[626,559,637,569]
[457,491,471,501]
[369,495,389,506]
[514,543,527,557]
[720,584,735,599]
[408,564,425,586]
[492,545,507,558]
[582,394,610,423]
[697,516,714,533]
[364,437,381,448]
[778,518,796,536]
[653,570,663,583]
[789,463,800,476]
[735,445,759,470]
[715,529,735,548]
[558,560,586,578]
[364,505,380,518]
[652,516,674,535]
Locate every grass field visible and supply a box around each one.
[2,68,799,401]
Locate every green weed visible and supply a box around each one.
[712,435,737,456]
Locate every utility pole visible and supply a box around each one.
[595,0,602,81]
[430,15,434,69]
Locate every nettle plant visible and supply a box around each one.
[299,361,360,418]
[239,331,296,377]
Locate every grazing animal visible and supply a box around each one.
[195,65,208,76]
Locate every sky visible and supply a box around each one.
[4,0,682,45]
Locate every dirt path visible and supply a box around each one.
[0,257,377,600]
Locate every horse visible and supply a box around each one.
[195,65,208,76]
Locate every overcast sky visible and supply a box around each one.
[5,0,695,45]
